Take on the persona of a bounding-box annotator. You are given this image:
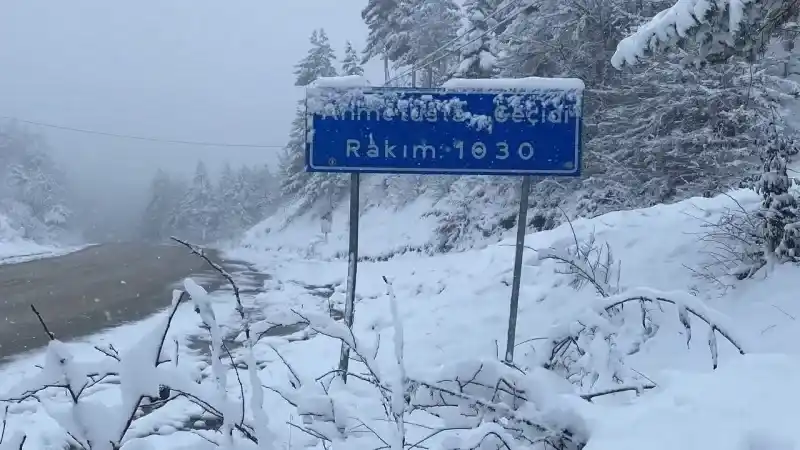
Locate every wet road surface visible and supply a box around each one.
[0,243,220,360]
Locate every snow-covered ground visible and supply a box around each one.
[0,212,88,265]
[2,189,800,449]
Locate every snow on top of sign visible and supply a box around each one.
[308,75,371,89]
[442,77,585,91]
[306,89,497,132]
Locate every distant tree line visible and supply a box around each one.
[140,161,276,244]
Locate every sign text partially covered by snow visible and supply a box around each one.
[305,78,584,176]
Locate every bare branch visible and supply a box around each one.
[29,305,54,341]
[0,405,8,445]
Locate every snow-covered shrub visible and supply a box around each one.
[686,128,800,284]
[686,196,766,286]
[258,279,592,450]
[534,228,748,392]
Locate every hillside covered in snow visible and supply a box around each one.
[0,124,81,260]
[2,188,799,449]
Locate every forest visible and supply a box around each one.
[273,0,800,254]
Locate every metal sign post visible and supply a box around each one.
[505,175,531,363]
[338,172,360,381]
[305,79,584,376]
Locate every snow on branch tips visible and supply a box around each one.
[0,294,191,450]
[611,0,797,68]
[530,215,748,394]
[260,277,594,450]
[172,236,276,450]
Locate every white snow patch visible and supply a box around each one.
[309,75,370,89]
[584,354,800,450]
[443,76,585,91]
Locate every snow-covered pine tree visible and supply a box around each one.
[342,41,365,76]
[392,0,461,87]
[757,125,800,262]
[402,0,796,250]
[454,0,501,79]
[278,109,307,199]
[216,163,251,238]
[294,29,338,86]
[2,126,72,239]
[281,28,339,199]
[362,0,403,80]
[611,0,800,69]
[172,161,220,242]
[279,29,349,214]
[242,164,276,222]
[141,169,185,242]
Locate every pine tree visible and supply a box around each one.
[279,106,311,198]
[173,161,220,242]
[342,41,365,76]
[141,169,184,242]
[280,29,347,208]
[455,0,501,79]
[294,29,338,86]
[393,0,461,87]
[216,163,249,238]
[6,139,71,231]
[756,126,800,262]
[242,164,276,223]
[362,0,404,69]
[0,125,72,241]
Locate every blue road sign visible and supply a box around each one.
[305,85,583,176]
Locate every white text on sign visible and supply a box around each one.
[343,139,537,162]
[321,104,573,126]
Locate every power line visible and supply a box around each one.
[387,0,526,86]
[0,115,285,149]
[0,2,526,147]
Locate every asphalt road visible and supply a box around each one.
[0,243,221,360]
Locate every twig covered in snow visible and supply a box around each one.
[545,286,748,390]
[172,236,275,449]
[0,285,271,450]
[383,276,407,450]
[183,277,237,448]
[539,212,620,298]
[265,282,588,450]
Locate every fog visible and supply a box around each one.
[0,0,379,241]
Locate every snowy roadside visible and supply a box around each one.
[0,241,93,266]
[2,190,800,449]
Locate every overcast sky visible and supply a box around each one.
[0,0,380,217]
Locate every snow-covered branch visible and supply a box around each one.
[172,236,275,449]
